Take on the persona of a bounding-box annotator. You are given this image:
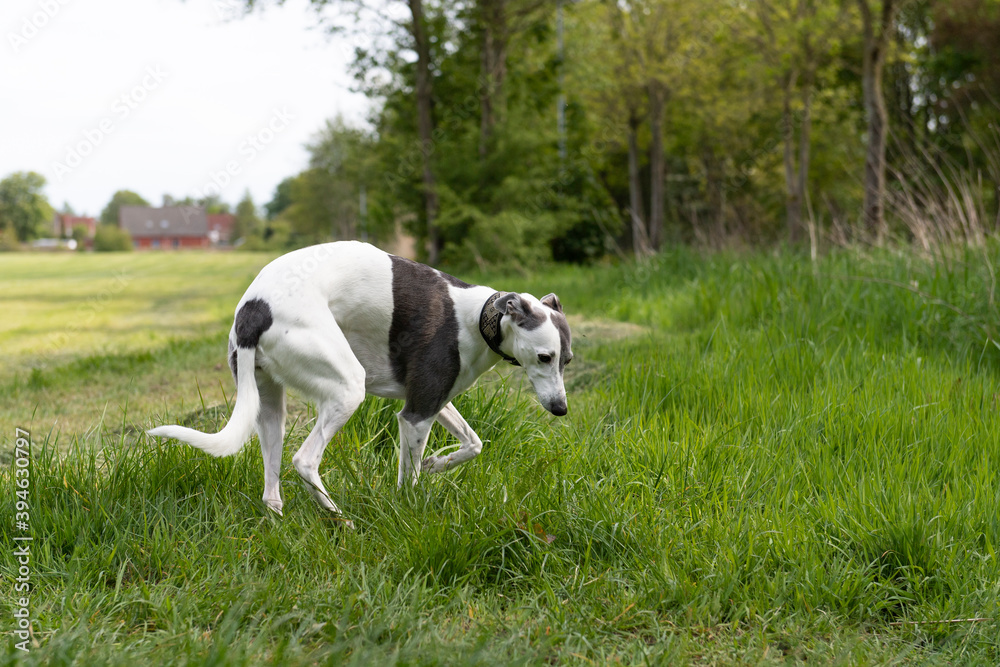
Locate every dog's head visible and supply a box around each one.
[497,292,573,416]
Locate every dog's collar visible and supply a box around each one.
[479,291,520,366]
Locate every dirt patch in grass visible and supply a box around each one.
[566,314,648,342]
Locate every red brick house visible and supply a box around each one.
[53,214,97,238]
[207,213,236,244]
[119,205,213,249]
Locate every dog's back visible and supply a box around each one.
[238,241,398,396]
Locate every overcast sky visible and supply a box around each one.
[2,0,374,217]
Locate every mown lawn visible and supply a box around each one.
[2,244,1000,665]
[0,252,276,437]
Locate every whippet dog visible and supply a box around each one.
[148,241,573,520]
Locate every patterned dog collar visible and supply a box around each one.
[479,291,520,366]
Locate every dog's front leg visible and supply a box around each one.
[396,411,434,488]
[421,402,483,475]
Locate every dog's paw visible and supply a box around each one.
[421,455,450,474]
[334,516,355,530]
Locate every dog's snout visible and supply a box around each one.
[549,401,568,416]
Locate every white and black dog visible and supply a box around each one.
[148,241,572,520]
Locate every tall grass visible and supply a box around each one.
[3,244,1000,664]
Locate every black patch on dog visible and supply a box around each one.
[518,300,545,330]
[438,270,474,289]
[497,293,544,331]
[228,339,238,381]
[550,312,573,370]
[389,256,462,422]
[234,298,273,349]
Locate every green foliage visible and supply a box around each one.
[70,225,88,250]
[172,192,231,214]
[0,228,20,250]
[264,177,294,220]
[99,190,149,226]
[279,118,389,245]
[93,225,133,251]
[240,218,295,252]
[232,191,263,243]
[199,0,1000,262]
[0,171,52,242]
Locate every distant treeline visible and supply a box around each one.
[251,0,999,266]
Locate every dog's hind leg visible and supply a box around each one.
[256,372,286,516]
[275,314,366,518]
[293,396,363,518]
[421,402,483,475]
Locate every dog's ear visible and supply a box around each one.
[540,293,563,313]
[497,292,527,323]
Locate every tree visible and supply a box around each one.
[233,191,263,242]
[577,1,650,256]
[857,0,908,235]
[232,0,445,262]
[265,178,294,220]
[100,190,149,226]
[281,117,381,243]
[172,194,231,214]
[609,0,705,251]
[407,0,442,262]
[70,224,88,250]
[0,171,51,242]
[475,0,548,160]
[752,0,848,242]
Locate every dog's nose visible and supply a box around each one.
[549,402,567,416]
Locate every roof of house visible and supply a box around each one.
[119,206,208,238]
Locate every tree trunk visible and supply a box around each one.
[858,0,899,237]
[782,71,802,242]
[701,145,725,244]
[798,75,813,238]
[409,0,440,263]
[479,0,508,161]
[627,111,650,257]
[648,82,667,251]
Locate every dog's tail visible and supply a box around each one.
[146,345,260,457]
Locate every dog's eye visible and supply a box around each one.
[537,353,552,364]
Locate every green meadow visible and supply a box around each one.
[2,245,1000,665]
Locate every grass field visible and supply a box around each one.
[2,244,1000,664]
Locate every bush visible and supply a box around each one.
[0,229,20,251]
[93,225,133,251]
[445,210,558,271]
[239,218,294,251]
[70,225,89,251]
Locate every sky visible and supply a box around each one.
[2,0,375,217]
